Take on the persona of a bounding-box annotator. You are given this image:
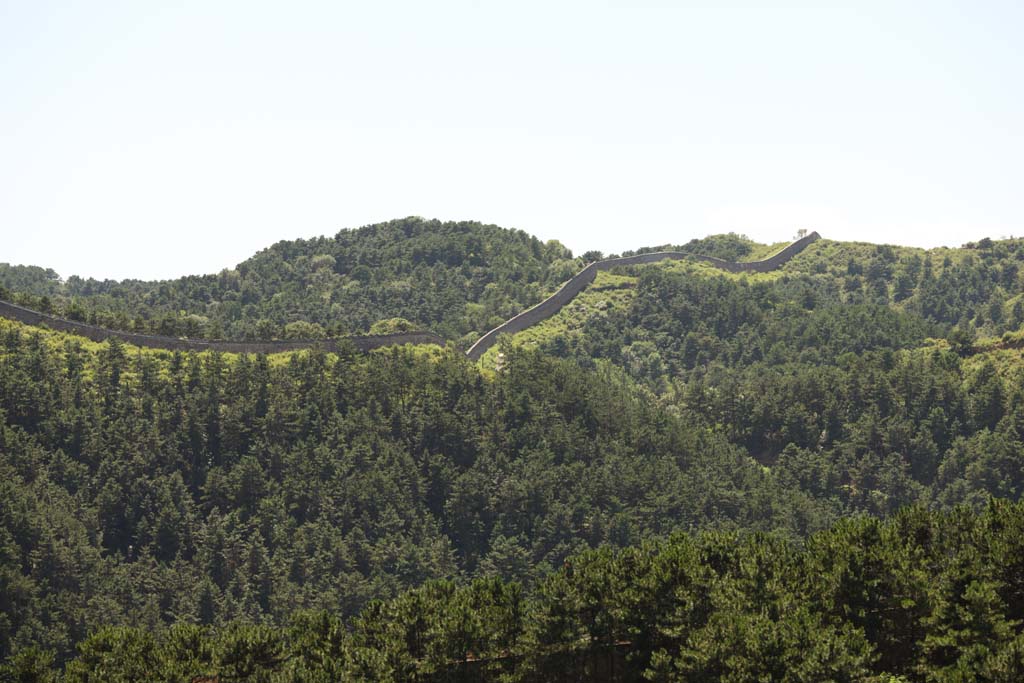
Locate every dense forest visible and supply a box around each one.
[11,503,1021,681]
[3,223,1024,680]
[0,325,815,661]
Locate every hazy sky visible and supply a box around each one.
[2,1,1022,280]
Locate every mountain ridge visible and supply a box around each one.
[0,232,819,357]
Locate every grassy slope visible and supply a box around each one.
[474,250,805,368]
[780,237,974,277]
[476,270,637,368]
[742,239,791,261]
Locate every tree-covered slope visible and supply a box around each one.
[0,218,576,346]
[12,503,1024,681]
[6,228,1024,679]
[487,235,1024,516]
[501,236,1024,370]
[0,319,821,663]
[4,306,1024,670]
[5,227,1023,355]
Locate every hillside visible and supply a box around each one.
[491,235,1024,367]
[4,225,1024,679]
[0,232,819,358]
[484,234,1024,517]
[36,503,1023,682]
[0,223,826,352]
[0,317,819,662]
[0,218,575,347]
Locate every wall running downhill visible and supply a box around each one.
[465,231,820,360]
[0,298,445,354]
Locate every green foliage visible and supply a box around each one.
[6,229,1024,680]
[282,320,325,340]
[369,317,418,335]
[0,322,816,668]
[0,218,574,345]
[27,504,1024,682]
[632,231,757,262]
[0,647,57,683]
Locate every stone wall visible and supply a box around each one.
[465,263,600,360]
[0,299,444,354]
[0,232,819,360]
[465,231,820,360]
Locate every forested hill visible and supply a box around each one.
[4,225,1021,360]
[0,220,809,350]
[5,225,1024,679]
[496,233,1024,376]
[3,311,1024,678]
[0,218,576,346]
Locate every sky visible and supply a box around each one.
[2,1,1023,281]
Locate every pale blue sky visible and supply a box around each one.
[2,1,1022,279]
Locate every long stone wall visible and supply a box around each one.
[465,231,820,360]
[0,299,444,354]
[0,232,819,360]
